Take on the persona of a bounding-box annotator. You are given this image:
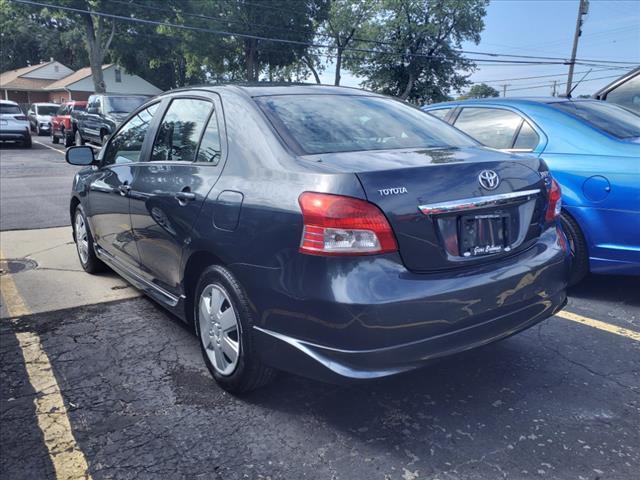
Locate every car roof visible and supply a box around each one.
[0,99,19,105]
[165,83,380,98]
[33,102,60,106]
[423,97,601,109]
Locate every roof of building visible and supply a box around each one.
[46,64,113,90]
[0,62,61,90]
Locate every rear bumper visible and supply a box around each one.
[253,290,566,383]
[0,129,29,142]
[233,226,569,383]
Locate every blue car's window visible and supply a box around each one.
[605,74,640,114]
[513,121,539,150]
[255,95,476,155]
[151,98,212,163]
[453,107,525,150]
[550,101,640,139]
[426,108,452,120]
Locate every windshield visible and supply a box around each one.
[0,104,22,114]
[550,101,640,139]
[105,96,148,114]
[36,105,58,115]
[255,94,477,155]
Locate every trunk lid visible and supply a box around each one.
[304,147,549,272]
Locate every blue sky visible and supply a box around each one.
[321,0,640,98]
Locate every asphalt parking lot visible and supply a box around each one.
[1,138,639,480]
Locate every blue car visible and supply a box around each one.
[423,98,640,284]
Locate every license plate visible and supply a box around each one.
[459,213,509,257]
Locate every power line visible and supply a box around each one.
[507,73,622,92]
[14,0,639,68]
[473,65,635,84]
[11,0,578,66]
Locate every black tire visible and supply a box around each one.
[194,265,277,393]
[22,135,32,149]
[51,130,59,144]
[73,204,106,274]
[75,130,85,146]
[64,130,74,148]
[560,211,589,286]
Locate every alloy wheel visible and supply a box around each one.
[198,284,240,376]
[75,212,89,265]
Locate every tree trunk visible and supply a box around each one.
[399,71,416,100]
[81,13,114,94]
[303,56,321,84]
[245,39,258,81]
[334,48,343,86]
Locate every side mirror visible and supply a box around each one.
[66,146,96,166]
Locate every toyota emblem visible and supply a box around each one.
[478,170,500,190]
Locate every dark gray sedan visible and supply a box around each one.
[66,85,569,392]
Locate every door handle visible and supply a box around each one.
[174,191,196,205]
[118,184,131,196]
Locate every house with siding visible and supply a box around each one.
[1,61,162,106]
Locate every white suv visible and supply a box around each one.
[0,100,31,148]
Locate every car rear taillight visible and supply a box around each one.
[298,192,397,256]
[14,115,27,121]
[545,177,562,222]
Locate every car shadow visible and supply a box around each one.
[569,273,640,306]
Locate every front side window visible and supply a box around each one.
[550,100,640,139]
[255,94,476,155]
[151,98,212,162]
[453,108,525,150]
[103,103,158,165]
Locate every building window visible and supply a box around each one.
[115,68,122,83]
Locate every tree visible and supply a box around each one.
[323,0,377,85]
[348,0,488,104]
[461,83,499,99]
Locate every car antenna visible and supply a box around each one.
[562,69,592,99]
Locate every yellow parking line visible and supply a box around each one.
[1,250,93,480]
[557,310,640,342]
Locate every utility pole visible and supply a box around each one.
[501,84,510,97]
[566,0,590,96]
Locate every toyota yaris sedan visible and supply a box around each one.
[66,85,569,392]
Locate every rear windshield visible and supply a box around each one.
[106,96,148,114]
[550,101,640,139]
[255,94,476,154]
[0,104,22,114]
[36,105,59,115]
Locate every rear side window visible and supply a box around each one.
[550,101,640,139]
[604,74,640,114]
[427,108,452,120]
[196,111,222,164]
[453,108,524,149]
[255,94,475,154]
[513,121,539,150]
[151,98,212,162]
[1,104,22,114]
[103,104,158,165]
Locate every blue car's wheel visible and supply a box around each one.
[560,211,589,286]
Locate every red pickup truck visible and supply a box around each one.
[50,101,87,147]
